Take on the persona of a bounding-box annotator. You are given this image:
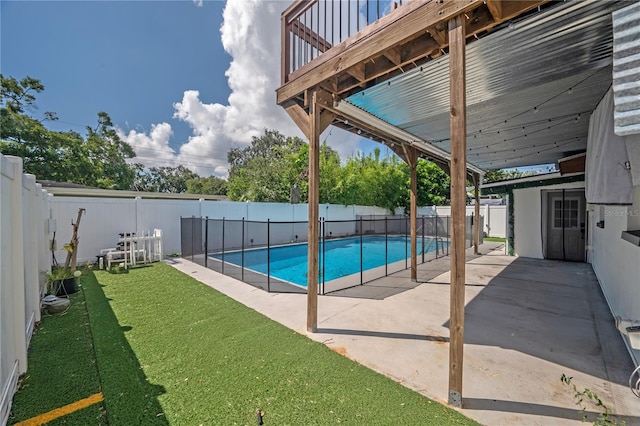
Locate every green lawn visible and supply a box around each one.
[11,263,479,425]
[8,287,106,425]
[483,236,506,243]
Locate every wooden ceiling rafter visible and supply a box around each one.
[485,0,504,20]
[383,45,403,66]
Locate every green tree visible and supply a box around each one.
[409,159,450,206]
[0,75,45,114]
[226,128,453,211]
[186,175,228,196]
[227,129,306,202]
[280,141,342,204]
[1,75,136,189]
[132,165,199,193]
[334,148,407,212]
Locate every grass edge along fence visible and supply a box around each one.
[181,215,476,294]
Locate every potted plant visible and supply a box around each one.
[47,265,81,297]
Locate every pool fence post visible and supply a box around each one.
[422,215,425,264]
[360,216,363,285]
[204,216,208,268]
[385,216,388,277]
[321,218,325,295]
[473,173,480,255]
[191,215,195,262]
[435,214,439,257]
[447,215,450,256]
[241,217,245,282]
[222,217,225,274]
[405,215,408,270]
[267,219,271,293]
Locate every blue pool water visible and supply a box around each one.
[211,235,446,287]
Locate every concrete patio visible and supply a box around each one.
[168,243,640,425]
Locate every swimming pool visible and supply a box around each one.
[211,235,447,287]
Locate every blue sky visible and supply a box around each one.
[1,0,370,177]
[1,0,549,178]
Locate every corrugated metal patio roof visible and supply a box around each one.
[345,0,628,170]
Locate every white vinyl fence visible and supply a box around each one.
[49,199,506,265]
[51,197,388,264]
[0,156,51,425]
[417,205,506,238]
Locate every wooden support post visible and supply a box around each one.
[474,174,480,255]
[307,89,321,333]
[448,14,466,408]
[408,147,418,281]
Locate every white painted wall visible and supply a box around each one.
[589,185,640,323]
[512,181,586,259]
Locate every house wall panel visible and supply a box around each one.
[590,185,640,323]
[513,182,585,259]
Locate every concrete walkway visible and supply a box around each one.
[167,244,640,425]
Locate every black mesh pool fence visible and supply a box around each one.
[180,215,478,295]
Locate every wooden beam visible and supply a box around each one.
[320,103,406,151]
[473,174,480,255]
[332,35,440,95]
[448,14,466,409]
[558,153,586,175]
[501,1,548,21]
[408,147,418,281]
[285,104,310,140]
[485,0,503,20]
[427,24,448,47]
[346,63,366,83]
[282,0,314,23]
[383,46,402,65]
[321,77,339,94]
[319,110,336,134]
[387,143,407,162]
[307,89,321,333]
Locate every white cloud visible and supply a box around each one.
[192,0,204,7]
[121,0,363,178]
[118,122,176,167]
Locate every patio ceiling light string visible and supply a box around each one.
[466,111,589,153]
[484,138,585,165]
[429,67,604,146]
[465,67,604,137]
[468,111,585,139]
[471,136,582,157]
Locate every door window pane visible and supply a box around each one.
[554,200,562,228]
[553,198,579,229]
